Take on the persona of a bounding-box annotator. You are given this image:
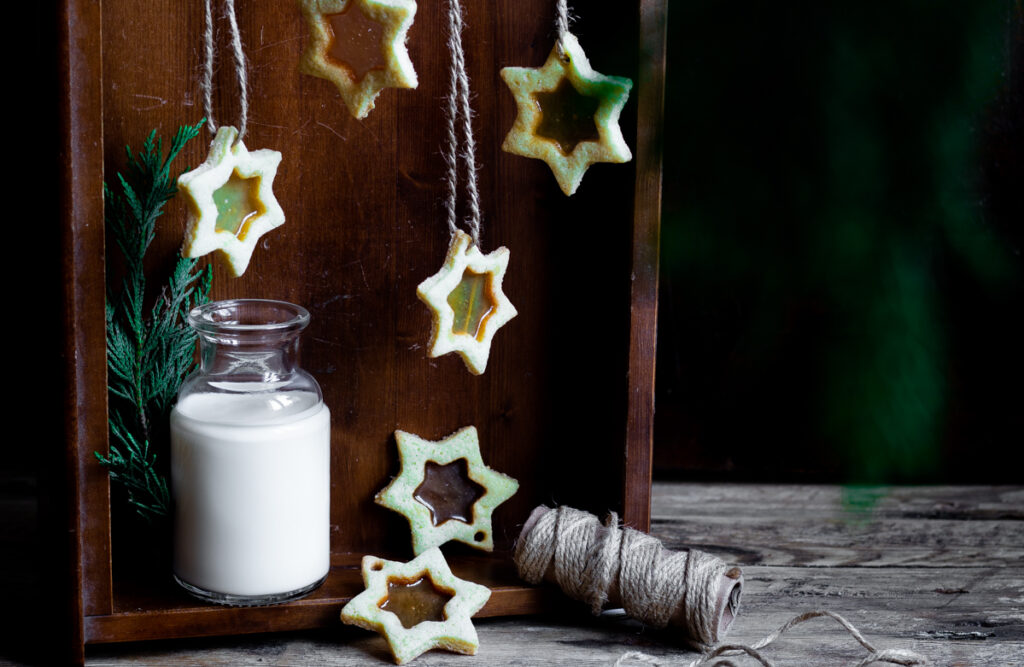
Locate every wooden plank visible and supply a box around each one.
[622,0,668,532]
[649,482,1024,568]
[653,521,1024,568]
[652,482,1024,518]
[58,0,109,662]
[86,557,554,644]
[85,588,556,646]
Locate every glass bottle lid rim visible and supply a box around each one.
[188,299,311,333]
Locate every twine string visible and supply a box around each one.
[201,0,249,141]
[515,506,929,667]
[201,0,215,129]
[615,611,930,666]
[555,0,570,56]
[443,0,482,248]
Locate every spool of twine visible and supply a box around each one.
[515,505,930,666]
[514,505,743,649]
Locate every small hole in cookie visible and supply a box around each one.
[371,561,384,571]
[474,531,486,542]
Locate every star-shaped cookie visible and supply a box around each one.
[299,0,417,119]
[501,32,632,195]
[376,426,519,554]
[340,548,491,664]
[177,125,285,277]
[416,230,517,375]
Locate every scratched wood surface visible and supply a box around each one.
[97,0,642,562]
[6,482,999,665]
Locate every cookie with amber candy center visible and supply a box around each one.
[416,230,517,376]
[299,0,417,119]
[501,32,632,195]
[340,548,491,664]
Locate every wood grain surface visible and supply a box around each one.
[96,0,642,567]
[68,482,1024,665]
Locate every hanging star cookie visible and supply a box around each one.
[177,126,285,277]
[376,426,519,554]
[341,548,491,664]
[299,0,417,119]
[417,230,517,375]
[501,32,632,196]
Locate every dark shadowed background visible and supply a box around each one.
[653,1,1023,483]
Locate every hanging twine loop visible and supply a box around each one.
[554,0,571,59]
[443,0,482,249]
[201,0,249,142]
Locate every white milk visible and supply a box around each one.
[171,391,330,598]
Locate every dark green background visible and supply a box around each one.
[654,2,1023,482]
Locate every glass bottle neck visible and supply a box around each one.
[180,299,321,403]
[197,333,301,386]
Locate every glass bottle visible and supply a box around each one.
[170,299,331,606]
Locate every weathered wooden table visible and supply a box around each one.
[10,482,1024,665]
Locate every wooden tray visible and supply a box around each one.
[55,0,665,663]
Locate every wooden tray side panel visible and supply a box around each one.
[59,0,110,662]
[623,0,668,532]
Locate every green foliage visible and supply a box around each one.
[97,120,213,522]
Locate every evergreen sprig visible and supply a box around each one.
[97,120,213,522]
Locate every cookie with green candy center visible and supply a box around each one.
[501,32,632,196]
[177,125,285,277]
